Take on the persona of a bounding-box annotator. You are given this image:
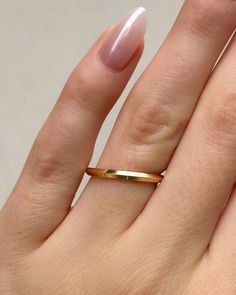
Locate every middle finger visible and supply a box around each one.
[73,0,236,232]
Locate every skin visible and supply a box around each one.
[1,0,236,294]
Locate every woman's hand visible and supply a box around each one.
[1,2,236,294]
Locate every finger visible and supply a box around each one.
[70,0,236,233]
[141,33,236,262]
[0,7,146,248]
[206,184,236,272]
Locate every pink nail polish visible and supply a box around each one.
[99,7,147,71]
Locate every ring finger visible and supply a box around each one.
[71,0,236,233]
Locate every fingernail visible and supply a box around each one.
[99,7,147,71]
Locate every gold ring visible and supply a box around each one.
[86,168,163,184]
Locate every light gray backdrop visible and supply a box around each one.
[0,0,184,207]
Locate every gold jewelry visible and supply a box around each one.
[86,168,163,184]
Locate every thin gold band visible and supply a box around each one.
[86,168,163,184]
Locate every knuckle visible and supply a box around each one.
[125,97,188,147]
[32,155,63,182]
[63,73,96,114]
[184,0,236,38]
[28,141,68,185]
[62,70,108,115]
[203,90,236,145]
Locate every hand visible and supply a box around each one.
[1,2,236,294]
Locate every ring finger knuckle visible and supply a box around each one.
[124,96,188,147]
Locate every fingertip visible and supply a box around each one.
[98,7,147,71]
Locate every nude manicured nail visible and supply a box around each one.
[99,7,147,71]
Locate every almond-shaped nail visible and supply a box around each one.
[99,7,147,71]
